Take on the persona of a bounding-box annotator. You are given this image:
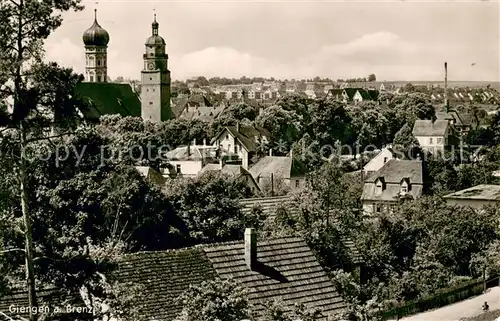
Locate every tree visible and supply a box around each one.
[255,105,303,154]
[1,128,188,317]
[176,278,250,321]
[403,83,415,93]
[163,171,254,244]
[368,74,376,82]
[347,103,390,149]
[1,0,85,317]
[0,0,86,320]
[262,300,323,321]
[392,123,421,159]
[308,98,353,147]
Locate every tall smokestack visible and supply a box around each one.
[444,62,449,112]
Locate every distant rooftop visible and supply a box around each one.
[443,184,500,201]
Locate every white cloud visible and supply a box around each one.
[174,47,290,79]
[44,38,83,73]
[319,31,418,57]
[44,31,499,82]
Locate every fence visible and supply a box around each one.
[381,276,499,320]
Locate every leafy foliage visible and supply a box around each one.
[176,278,250,321]
[163,171,255,244]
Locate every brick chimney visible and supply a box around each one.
[244,228,257,270]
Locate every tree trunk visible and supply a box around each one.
[15,0,38,318]
[20,122,38,321]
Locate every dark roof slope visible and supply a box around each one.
[1,236,347,321]
[365,159,423,184]
[249,156,308,180]
[412,119,449,136]
[115,236,345,320]
[362,159,424,202]
[212,124,270,152]
[115,248,216,321]
[75,82,141,121]
[238,197,363,265]
[443,184,500,201]
[203,237,346,319]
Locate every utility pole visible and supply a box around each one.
[444,62,449,112]
[271,173,274,197]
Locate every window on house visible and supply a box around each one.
[150,77,153,81]
[89,76,94,82]
[97,75,101,83]
[234,145,238,154]
[228,144,231,153]
[97,60,101,66]
[152,89,155,92]
[401,185,408,193]
[176,165,181,174]
[375,205,381,213]
[295,180,300,188]
[147,89,149,92]
[383,157,388,163]
[437,137,443,144]
[375,183,383,194]
[149,101,153,105]
[429,137,433,144]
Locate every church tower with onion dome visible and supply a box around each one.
[82,9,110,83]
[141,14,171,121]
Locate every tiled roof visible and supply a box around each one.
[179,105,225,122]
[238,197,363,265]
[435,111,472,127]
[199,163,251,177]
[171,95,189,117]
[115,248,216,321]
[134,166,167,186]
[368,89,379,100]
[357,89,372,100]
[365,159,423,184]
[115,236,346,320]
[249,156,308,180]
[412,119,449,136]
[443,184,500,201]
[74,83,141,121]
[361,159,424,202]
[204,237,346,319]
[164,145,218,161]
[212,124,270,152]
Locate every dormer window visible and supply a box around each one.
[375,177,385,195]
[400,178,411,195]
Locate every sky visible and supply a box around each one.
[44,0,500,82]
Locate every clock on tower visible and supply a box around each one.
[140,14,171,122]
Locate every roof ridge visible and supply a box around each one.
[121,235,306,258]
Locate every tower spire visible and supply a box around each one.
[152,11,159,36]
[94,8,97,21]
